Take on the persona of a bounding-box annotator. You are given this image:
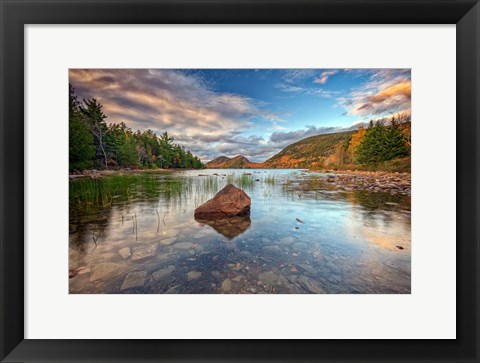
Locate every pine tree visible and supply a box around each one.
[81,98,109,168]
[355,117,409,164]
[69,84,95,170]
[385,116,409,160]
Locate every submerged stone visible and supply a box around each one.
[258,271,282,285]
[297,275,325,294]
[151,266,175,281]
[131,243,158,261]
[174,241,195,250]
[159,236,177,245]
[221,278,232,291]
[89,262,125,282]
[187,271,202,281]
[118,247,131,259]
[121,271,147,291]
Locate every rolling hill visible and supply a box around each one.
[264,131,356,168]
[206,155,254,168]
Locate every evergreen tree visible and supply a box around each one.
[81,98,109,168]
[69,84,95,170]
[356,121,388,164]
[385,116,409,160]
[355,117,409,164]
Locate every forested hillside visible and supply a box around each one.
[264,116,411,171]
[69,85,203,171]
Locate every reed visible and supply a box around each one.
[224,173,254,190]
[70,174,179,210]
[264,175,276,185]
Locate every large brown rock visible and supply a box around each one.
[194,184,251,219]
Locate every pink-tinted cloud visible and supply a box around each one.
[314,70,338,84]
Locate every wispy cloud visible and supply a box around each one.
[282,69,317,83]
[314,70,338,84]
[275,82,340,99]
[337,69,411,118]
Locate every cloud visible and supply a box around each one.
[275,82,340,99]
[314,70,338,84]
[368,80,411,103]
[282,69,317,83]
[69,69,288,162]
[338,70,411,118]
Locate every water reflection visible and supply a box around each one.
[195,216,251,239]
[69,169,411,294]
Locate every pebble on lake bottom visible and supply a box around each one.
[121,271,147,291]
[221,278,232,291]
[187,271,202,281]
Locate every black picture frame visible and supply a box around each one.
[1,0,479,362]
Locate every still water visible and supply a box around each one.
[69,169,411,294]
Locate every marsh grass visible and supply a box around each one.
[159,178,189,202]
[191,176,221,207]
[197,176,218,194]
[225,174,255,190]
[70,173,213,218]
[261,188,273,198]
[70,174,184,211]
[264,175,276,185]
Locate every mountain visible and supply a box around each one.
[207,122,411,171]
[206,155,254,168]
[263,131,356,169]
[206,156,231,167]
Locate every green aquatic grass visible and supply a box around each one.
[193,176,219,208]
[264,175,276,185]
[224,173,254,190]
[70,174,191,211]
[159,178,188,201]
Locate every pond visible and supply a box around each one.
[69,169,411,294]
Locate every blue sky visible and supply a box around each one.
[70,69,411,162]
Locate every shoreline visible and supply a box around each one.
[68,168,177,180]
[308,169,411,195]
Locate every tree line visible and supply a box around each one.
[330,114,411,168]
[69,85,204,171]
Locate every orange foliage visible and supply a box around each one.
[347,127,366,160]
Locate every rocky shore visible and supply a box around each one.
[313,170,411,195]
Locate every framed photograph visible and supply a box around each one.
[1,0,478,362]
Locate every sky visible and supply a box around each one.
[69,68,411,162]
